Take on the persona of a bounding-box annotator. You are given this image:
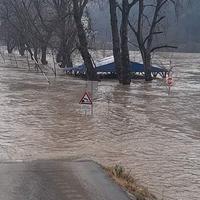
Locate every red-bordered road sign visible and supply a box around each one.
[79,92,93,105]
[166,76,173,86]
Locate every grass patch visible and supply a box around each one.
[103,164,158,200]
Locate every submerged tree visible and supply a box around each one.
[109,0,138,85]
[72,0,97,81]
[0,0,50,63]
[51,0,76,68]
[120,0,138,84]
[0,0,18,53]
[109,0,121,82]
[0,0,77,68]
[109,0,182,82]
[129,0,178,81]
[31,0,56,65]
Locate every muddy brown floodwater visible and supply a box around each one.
[0,52,199,200]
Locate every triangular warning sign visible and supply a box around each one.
[79,92,93,105]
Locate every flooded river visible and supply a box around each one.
[0,52,199,200]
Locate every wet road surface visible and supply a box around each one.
[0,160,132,200]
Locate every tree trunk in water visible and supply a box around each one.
[25,43,34,60]
[120,0,131,85]
[57,43,73,68]
[19,47,25,56]
[143,53,153,81]
[109,0,122,82]
[18,44,25,56]
[7,41,15,54]
[56,47,62,63]
[7,47,13,54]
[63,53,73,68]
[41,46,48,65]
[34,47,38,62]
[18,38,25,56]
[72,0,97,81]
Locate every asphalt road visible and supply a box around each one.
[0,160,134,200]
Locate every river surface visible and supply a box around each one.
[0,52,199,200]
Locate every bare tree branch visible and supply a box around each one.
[151,45,177,52]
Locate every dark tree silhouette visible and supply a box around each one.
[129,0,178,81]
[109,0,138,85]
[72,0,97,81]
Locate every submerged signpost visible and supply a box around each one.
[79,81,98,116]
[79,91,93,115]
[166,73,174,94]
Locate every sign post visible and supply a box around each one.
[166,75,174,94]
[79,91,93,115]
[79,81,98,115]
